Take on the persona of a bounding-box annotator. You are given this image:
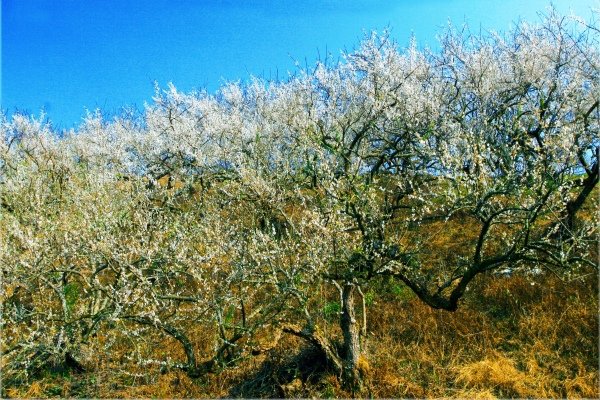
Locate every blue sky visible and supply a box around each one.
[2,0,598,128]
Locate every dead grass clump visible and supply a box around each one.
[455,352,536,397]
[564,371,600,399]
[374,371,427,398]
[108,370,198,398]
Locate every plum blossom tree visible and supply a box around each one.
[1,9,597,393]
[211,13,597,390]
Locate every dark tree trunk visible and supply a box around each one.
[341,283,363,393]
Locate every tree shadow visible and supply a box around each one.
[228,345,334,398]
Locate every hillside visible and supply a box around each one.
[1,11,598,398]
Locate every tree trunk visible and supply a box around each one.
[341,283,363,393]
[281,284,366,393]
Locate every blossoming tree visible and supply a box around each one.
[1,10,597,392]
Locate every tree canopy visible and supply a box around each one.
[1,10,598,393]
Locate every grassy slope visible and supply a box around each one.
[3,185,598,399]
[6,272,597,398]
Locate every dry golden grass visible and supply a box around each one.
[361,271,598,399]
[455,352,536,397]
[3,270,597,398]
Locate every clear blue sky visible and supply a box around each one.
[2,0,598,128]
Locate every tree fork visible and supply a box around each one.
[281,323,343,376]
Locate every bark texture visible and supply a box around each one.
[341,283,363,392]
